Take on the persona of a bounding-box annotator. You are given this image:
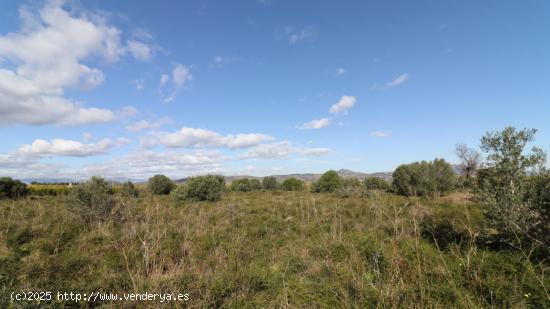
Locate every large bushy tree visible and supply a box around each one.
[147,174,175,195]
[0,177,28,199]
[312,170,343,193]
[173,175,225,202]
[392,159,455,197]
[262,176,278,190]
[476,126,548,249]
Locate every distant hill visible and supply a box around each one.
[176,169,392,184]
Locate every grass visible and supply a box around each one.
[1,190,549,308]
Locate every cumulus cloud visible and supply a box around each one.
[239,141,331,160]
[329,95,356,114]
[370,131,391,138]
[386,73,409,88]
[126,117,172,132]
[0,1,146,126]
[142,127,274,149]
[160,64,192,103]
[298,117,331,130]
[16,138,130,157]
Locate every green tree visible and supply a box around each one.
[230,178,253,191]
[280,178,304,191]
[147,174,175,195]
[69,176,115,222]
[0,177,28,199]
[392,159,455,197]
[364,177,390,191]
[262,176,278,190]
[173,175,225,202]
[477,126,547,248]
[121,181,139,197]
[312,170,343,193]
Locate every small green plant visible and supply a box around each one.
[280,177,304,191]
[392,159,455,197]
[173,175,225,202]
[147,174,175,195]
[312,170,342,193]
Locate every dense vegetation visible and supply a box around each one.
[0,126,548,307]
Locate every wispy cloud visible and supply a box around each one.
[159,64,192,103]
[336,67,346,76]
[370,131,391,138]
[386,73,409,88]
[298,117,331,130]
[329,95,357,114]
[126,117,172,132]
[239,141,331,160]
[286,26,317,44]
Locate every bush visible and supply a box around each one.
[335,178,363,198]
[280,178,304,191]
[120,181,139,197]
[0,177,28,199]
[173,175,225,203]
[363,177,390,191]
[147,174,175,195]
[230,178,261,192]
[261,176,278,190]
[312,170,342,193]
[28,184,69,196]
[68,176,115,222]
[392,159,455,197]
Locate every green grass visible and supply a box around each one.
[1,191,549,308]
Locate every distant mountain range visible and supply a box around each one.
[177,169,392,183]
[22,166,464,184]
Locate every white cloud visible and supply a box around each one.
[142,127,274,149]
[298,117,331,130]
[329,95,356,114]
[82,132,93,142]
[126,117,172,132]
[286,27,317,44]
[239,141,331,160]
[0,1,132,126]
[132,78,145,91]
[126,40,152,60]
[121,106,138,117]
[370,131,391,138]
[17,137,130,157]
[336,67,345,76]
[160,64,192,103]
[211,56,233,68]
[386,73,409,88]
[172,64,192,86]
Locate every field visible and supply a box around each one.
[1,189,548,308]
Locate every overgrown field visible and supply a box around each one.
[1,191,549,308]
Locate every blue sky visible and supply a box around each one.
[0,0,549,180]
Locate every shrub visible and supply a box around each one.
[476,126,548,250]
[230,178,261,192]
[147,174,175,195]
[335,178,363,198]
[173,175,225,202]
[280,178,304,191]
[363,177,390,191]
[392,159,455,197]
[68,176,115,222]
[0,177,28,199]
[261,176,278,190]
[120,181,139,197]
[312,170,342,193]
[28,184,69,196]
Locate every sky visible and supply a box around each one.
[0,0,549,181]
